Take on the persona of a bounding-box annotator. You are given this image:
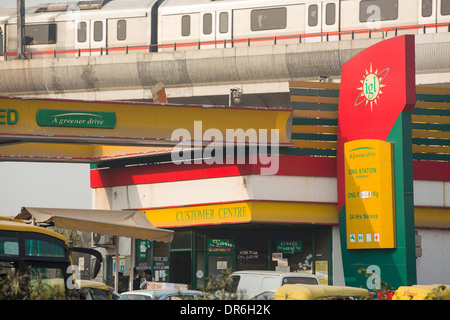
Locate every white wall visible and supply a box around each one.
[414,180,450,207]
[92,175,450,285]
[332,225,345,285]
[416,229,450,285]
[92,175,338,210]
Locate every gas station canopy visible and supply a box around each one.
[16,207,173,243]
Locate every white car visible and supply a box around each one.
[118,289,210,300]
[230,270,319,299]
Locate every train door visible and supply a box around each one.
[419,0,437,33]
[322,1,340,41]
[90,19,107,55]
[216,10,232,48]
[305,2,340,42]
[75,20,90,56]
[437,0,450,32]
[200,11,216,49]
[305,2,323,42]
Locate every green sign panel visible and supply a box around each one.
[208,239,234,249]
[276,241,303,253]
[36,109,116,129]
[138,240,152,260]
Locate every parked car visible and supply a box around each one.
[250,290,276,300]
[118,289,210,300]
[229,270,319,299]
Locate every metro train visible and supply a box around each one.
[0,0,450,59]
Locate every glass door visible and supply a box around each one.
[170,251,191,285]
[206,238,234,278]
[208,254,233,278]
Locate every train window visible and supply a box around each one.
[94,21,103,42]
[251,7,287,31]
[219,12,228,33]
[0,27,3,55]
[308,5,319,27]
[442,0,450,15]
[24,24,57,45]
[359,0,398,22]
[182,15,191,36]
[203,13,212,35]
[326,3,336,25]
[422,0,433,17]
[117,20,126,41]
[77,22,87,43]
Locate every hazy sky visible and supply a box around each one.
[0,0,98,217]
[0,162,92,217]
[0,0,111,217]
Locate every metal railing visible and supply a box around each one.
[1,22,450,61]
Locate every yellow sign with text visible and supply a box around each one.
[144,201,339,229]
[344,139,396,249]
[144,202,252,228]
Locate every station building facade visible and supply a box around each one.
[89,82,450,289]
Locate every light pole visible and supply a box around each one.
[17,0,26,59]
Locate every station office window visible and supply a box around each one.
[251,7,287,31]
[270,229,313,273]
[236,230,267,271]
[359,0,399,22]
[24,24,57,45]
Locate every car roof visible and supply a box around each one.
[231,270,318,278]
[79,280,111,291]
[120,289,203,297]
[0,220,69,244]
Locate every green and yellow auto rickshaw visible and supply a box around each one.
[392,284,450,300]
[273,284,370,300]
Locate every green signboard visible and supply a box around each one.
[138,240,152,260]
[276,241,302,253]
[208,239,234,249]
[36,109,116,129]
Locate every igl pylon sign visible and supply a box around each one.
[337,35,417,289]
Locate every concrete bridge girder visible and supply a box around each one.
[0,34,449,102]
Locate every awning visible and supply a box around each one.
[16,207,173,243]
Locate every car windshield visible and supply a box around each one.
[229,276,240,293]
[282,277,318,285]
[252,291,275,300]
[119,293,152,300]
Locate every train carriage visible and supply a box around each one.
[55,0,159,56]
[156,0,450,50]
[0,7,16,60]
[0,0,450,59]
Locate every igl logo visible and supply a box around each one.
[354,63,390,111]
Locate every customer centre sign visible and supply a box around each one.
[344,139,396,249]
